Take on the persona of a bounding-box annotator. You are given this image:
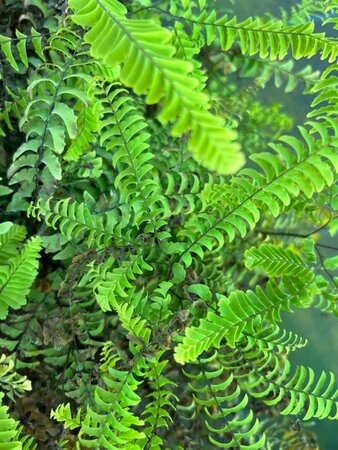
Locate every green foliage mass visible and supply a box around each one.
[0,0,337,448]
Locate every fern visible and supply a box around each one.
[0,225,26,265]
[64,81,103,161]
[69,0,244,175]
[99,83,168,232]
[0,392,22,450]
[78,350,145,448]
[229,337,338,421]
[233,56,319,93]
[0,29,45,71]
[140,352,177,449]
[0,236,42,320]
[1,1,338,448]
[87,252,152,312]
[184,352,266,449]
[174,281,311,364]
[28,197,123,248]
[0,354,31,400]
[244,243,314,282]
[180,10,338,62]
[170,125,336,271]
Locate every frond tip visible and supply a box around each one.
[245,243,314,282]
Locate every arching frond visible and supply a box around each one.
[78,351,145,449]
[170,125,336,269]
[174,281,310,364]
[87,252,152,312]
[184,11,338,62]
[69,0,244,175]
[140,352,177,449]
[184,352,266,449]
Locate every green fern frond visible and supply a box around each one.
[69,0,244,175]
[185,12,338,61]
[174,281,310,364]
[217,333,338,421]
[64,82,103,161]
[0,236,42,320]
[241,354,338,421]
[140,352,177,449]
[7,30,88,209]
[0,87,28,138]
[245,325,308,353]
[70,151,103,179]
[99,83,169,232]
[78,351,145,449]
[28,197,131,248]
[50,403,81,430]
[172,125,336,268]
[0,354,31,400]
[308,63,338,122]
[88,252,152,312]
[0,392,22,450]
[161,171,221,216]
[184,353,266,449]
[234,56,319,93]
[244,243,314,282]
[0,28,45,72]
[114,301,152,352]
[0,224,26,266]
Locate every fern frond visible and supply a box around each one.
[69,0,244,175]
[0,392,22,449]
[78,352,145,449]
[99,83,169,232]
[244,243,314,282]
[184,352,266,449]
[7,30,88,209]
[241,355,338,421]
[64,82,103,161]
[70,151,103,179]
[161,171,221,216]
[308,63,338,122]
[0,354,31,400]
[0,236,42,320]
[186,12,338,61]
[114,301,152,353]
[0,28,45,71]
[172,125,336,268]
[174,281,310,364]
[217,333,338,421]
[28,197,131,248]
[0,87,28,138]
[0,224,26,266]
[50,403,81,430]
[245,325,308,353]
[140,352,177,449]
[234,56,319,93]
[88,252,152,312]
